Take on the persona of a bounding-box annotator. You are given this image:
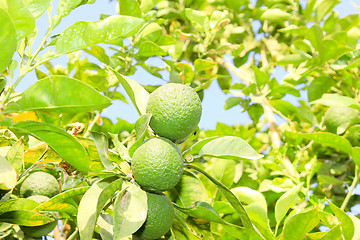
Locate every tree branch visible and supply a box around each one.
[215,56,282,149]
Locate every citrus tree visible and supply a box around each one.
[1,0,360,239]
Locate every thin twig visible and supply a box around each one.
[19,146,49,180]
[83,111,101,138]
[341,166,359,211]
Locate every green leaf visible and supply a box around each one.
[308,24,323,52]
[319,224,342,240]
[298,132,353,154]
[352,147,360,168]
[78,177,123,240]
[138,41,167,57]
[184,164,254,230]
[34,187,90,211]
[136,23,162,42]
[283,208,320,240]
[113,182,147,239]
[97,213,114,240]
[188,136,263,161]
[194,59,217,72]
[320,39,338,62]
[3,76,112,114]
[10,121,90,173]
[260,8,292,22]
[6,137,24,174]
[328,201,354,240]
[318,175,345,185]
[311,94,360,111]
[169,170,209,208]
[275,183,303,225]
[224,97,242,110]
[0,0,35,41]
[185,8,210,33]
[56,16,144,54]
[176,201,227,224]
[0,156,17,190]
[209,10,229,29]
[0,9,16,74]
[314,0,341,22]
[118,0,142,18]
[0,210,54,226]
[109,68,149,115]
[23,0,51,18]
[129,113,151,157]
[0,198,39,214]
[139,0,161,13]
[109,133,131,163]
[253,66,270,88]
[90,132,115,170]
[277,53,311,65]
[51,0,95,28]
[231,187,274,240]
[308,77,334,102]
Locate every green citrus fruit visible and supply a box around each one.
[20,195,58,238]
[324,106,360,134]
[131,137,183,192]
[20,171,60,198]
[146,83,202,141]
[134,192,174,239]
[346,124,360,146]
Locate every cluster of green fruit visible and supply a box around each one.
[18,171,61,238]
[131,83,202,239]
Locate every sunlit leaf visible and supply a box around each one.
[275,183,303,225]
[283,208,320,240]
[128,114,151,157]
[176,201,227,224]
[56,16,143,54]
[113,182,147,239]
[91,132,115,170]
[311,94,360,111]
[0,9,16,74]
[109,68,149,115]
[5,137,24,174]
[260,8,292,22]
[118,0,142,18]
[10,121,90,173]
[23,0,51,18]
[0,0,35,41]
[0,210,53,226]
[328,201,354,240]
[78,177,123,240]
[0,156,17,190]
[3,76,112,114]
[184,164,254,230]
[186,136,263,161]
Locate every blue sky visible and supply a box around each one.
[15,0,360,130]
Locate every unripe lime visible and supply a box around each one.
[131,137,183,192]
[324,106,360,134]
[20,195,58,238]
[20,172,60,198]
[146,83,202,141]
[134,192,174,239]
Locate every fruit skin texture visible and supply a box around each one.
[146,83,202,141]
[20,195,58,238]
[131,137,183,192]
[324,106,360,134]
[134,192,174,239]
[20,171,60,198]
